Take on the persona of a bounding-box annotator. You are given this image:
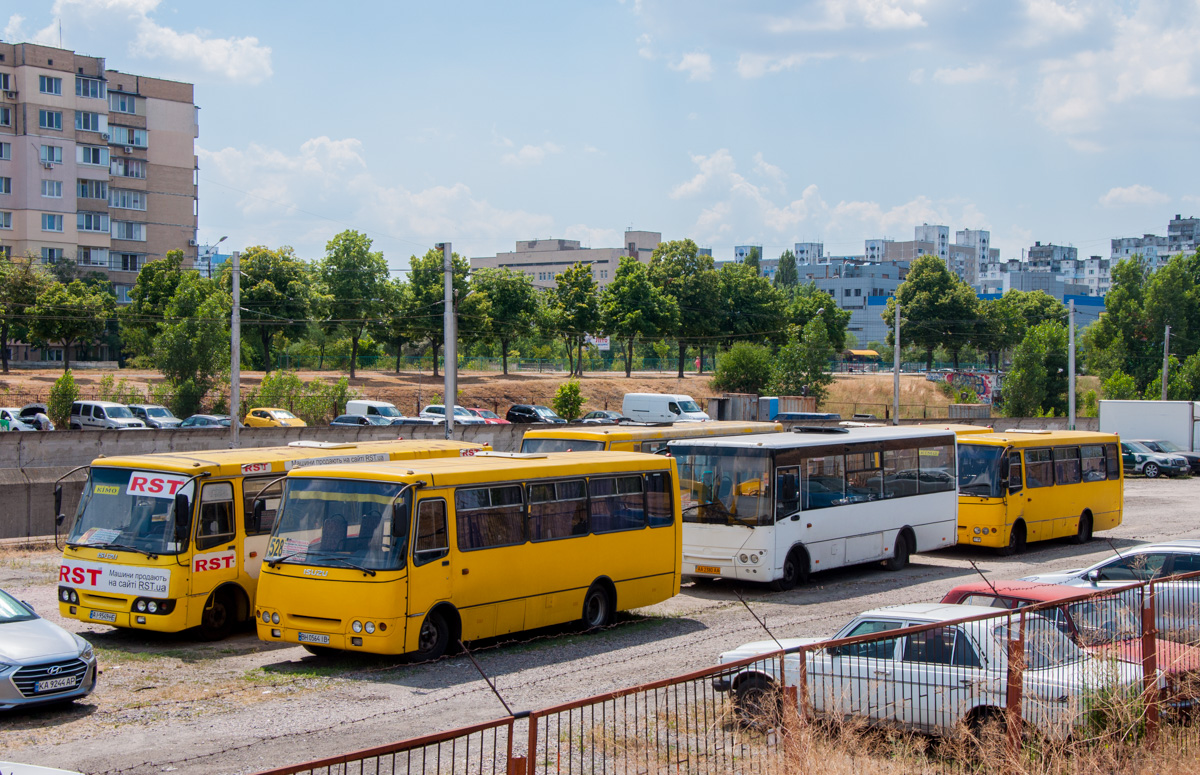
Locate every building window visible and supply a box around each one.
[78,179,108,200]
[78,145,109,166]
[112,221,146,241]
[0,107,9,127]
[117,252,143,271]
[854,288,861,297]
[0,211,11,229]
[75,111,105,132]
[109,188,147,211]
[39,75,62,95]
[41,180,62,198]
[38,110,63,131]
[110,158,145,179]
[78,212,109,232]
[76,76,105,99]
[108,92,137,114]
[0,142,9,160]
[0,73,8,90]
[0,177,9,194]
[115,284,132,304]
[43,348,63,363]
[78,247,108,267]
[111,126,148,148]
[42,213,64,232]
[41,247,64,263]
[40,145,63,164]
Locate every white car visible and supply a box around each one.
[716,603,1144,739]
[1021,539,1200,641]
[0,408,37,431]
[418,404,487,425]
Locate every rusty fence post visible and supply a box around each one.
[506,717,526,775]
[1005,611,1025,766]
[524,712,539,775]
[1142,582,1160,744]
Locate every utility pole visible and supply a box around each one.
[439,242,456,439]
[1068,299,1076,431]
[893,298,900,426]
[1162,325,1171,401]
[230,250,241,449]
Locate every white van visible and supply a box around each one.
[345,399,402,419]
[69,400,147,430]
[621,393,710,423]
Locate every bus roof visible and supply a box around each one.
[665,425,955,450]
[957,429,1119,446]
[521,421,781,444]
[92,439,487,477]
[914,423,995,436]
[286,450,673,487]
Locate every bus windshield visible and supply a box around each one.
[675,447,772,527]
[66,467,195,555]
[521,438,606,453]
[268,478,410,572]
[958,444,1005,498]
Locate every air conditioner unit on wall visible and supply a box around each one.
[100,132,109,140]
[123,147,132,154]
[41,161,52,170]
[187,239,197,247]
[3,91,15,99]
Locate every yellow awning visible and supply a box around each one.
[847,349,880,357]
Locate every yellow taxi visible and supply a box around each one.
[244,407,308,428]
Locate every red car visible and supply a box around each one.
[942,580,1200,708]
[467,408,510,425]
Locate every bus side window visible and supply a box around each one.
[1008,451,1023,491]
[455,486,525,551]
[1053,446,1081,485]
[1081,445,1106,482]
[645,472,673,527]
[775,466,800,520]
[883,446,919,499]
[1105,443,1121,480]
[529,480,589,540]
[918,444,956,493]
[1025,449,1053,488]
[413,500,448,566]
[243,476,282,535]
[196,482,235,551]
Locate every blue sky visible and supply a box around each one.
[4,0,1198,271]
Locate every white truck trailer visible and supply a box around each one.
[1098,400,1200,450]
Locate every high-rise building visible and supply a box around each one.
[954,229,990,285]
[0,42,198,304]
[794,242,824,264]
[914,224,949,261]
[471,230,661,287]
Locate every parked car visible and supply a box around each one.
[466,408,510,424]
[127,403,182,429]
[329,414,394,427]
[179,414,235,429]
[244,407,308,428]
[1136,439,1200,475]
[941,580,1200,707]
[1022,540,1200,641]
[622,393,709,423]
[18,403,54,431]
[579,410,629,425]
[506,404,567,424]
[345,399,403,419]
[419,405,487,425]
[1121,440,1189,478]
[0,587,98,710]
[69,401,146,430]
[390,416,438,426]
[716,603,1142,740]
[0,408,37,431]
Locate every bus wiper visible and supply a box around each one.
[265,552,304,569]
[98,542,159,559]
[681,502,754,528]
[316,555,378,577]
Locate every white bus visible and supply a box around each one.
[667,426,958,590]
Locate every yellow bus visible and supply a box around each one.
[56,440,486,639]
[956,430,1123,554]
[519,421,782,454]
[254,450,682,659]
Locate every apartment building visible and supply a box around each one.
[471,230,661,288]
[0,42,197,304]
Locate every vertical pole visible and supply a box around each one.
[1162,325,1171,401]
[1068,299,1076,431]
[1141,582,1160,744]
[441,242,456,440]
[893,298,900,426]
[230,250,240,449]
[1005,611,1025,765]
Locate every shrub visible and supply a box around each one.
[710,342,774,395]
[48,370,79,428]
[97,374,143,404]
[1102,370,1139,400]
[552,379,586,420]
[241,371,362,425]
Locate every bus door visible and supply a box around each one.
[242,476,283,580]
[1006,449,1025,530]
[407,495,452,649]
[191,481,239,598]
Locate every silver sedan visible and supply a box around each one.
[0,588,98,710]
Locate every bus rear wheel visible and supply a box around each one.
[413,610,451,662]
[581,583,612,630]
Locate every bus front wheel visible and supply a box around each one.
[770,548,808,592]
[413,610,451,662]
[198,589,235,641]
[884,533,911,572]
[1073,513,1093,545]
[997,523,1026,556]
[582,583,612,629]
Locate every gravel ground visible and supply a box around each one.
[3,476,1197,774]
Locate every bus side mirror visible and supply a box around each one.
[391,503,405,538]
[173,494,192,542]
[252,499,265,533]
[54,484,65,526]
[999,456,1010,482]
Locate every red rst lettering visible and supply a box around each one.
[224,555,236,569]
[167,479,183,495]
[194,559,208,571]
[131,476,148,492]
[148,478,164,494]
[59,566,70,582]
[71,568,85,584]
[86,568,102,585]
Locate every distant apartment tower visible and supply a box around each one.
[954,229,990,285]
[794,242,824,264]
[471,230,661,287]
[1169,214,1199,254]
[1026,241,1078,272]
[734,244,763,266]
[0,42,198,304]
[1111,234,1170,266]
[914,224,949,261]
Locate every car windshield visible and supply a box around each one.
[994,617,1087,669]
[272,410,298,419]
[958,443,1005,498]
[476,410,499,419]
[1066,598,1141,646]
[1125,442,1152,453]
[0,589,36,623]
[267,478,409,572]
[1150,440,1183,453]
[678,400,702,413]
[106,406,134,419]
[365,415,393,425]
[674,445,773,527]
[534,406,561,418]
[147,407,173,418]
[65,467,194,555]
[521,438,606,453]
[372,406,402,417]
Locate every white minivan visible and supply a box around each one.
[69,401,147,430]
[621,393,710,423]
[345,399,403,419]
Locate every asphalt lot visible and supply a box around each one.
[2,476,1197,774]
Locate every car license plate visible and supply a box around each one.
[298,632,330,645]
[35,676,79,692]
[88,610,117,623]
[694,565,721,575]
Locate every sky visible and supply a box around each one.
[3,0,1198,273]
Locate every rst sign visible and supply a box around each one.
[126,471,191,499]
[59,560,171,598]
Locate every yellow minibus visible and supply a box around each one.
[56,440,486,639]
[254,451,682,659]
[955,430,1122,554]
[519,421,782,454]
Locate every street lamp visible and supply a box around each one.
[206,235,228,278]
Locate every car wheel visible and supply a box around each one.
[884,533,910,571]
[1143,462,1161,479]
[770,548,808,592]
[413,610,451,662]
[734,675,781,728]
[1073,513,1093,545]
[581,583,612,629]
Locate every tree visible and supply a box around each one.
[0,254,51,373]
[119,249,189,362]
[403,248,479,378]
[774,249,798,289]
[786,283,850,353]
[553,263,601,377]
[472,267,537,375]
[153,274,230,416]
[601,256,679,377]
[552,379,586,420]
[771,319,836,404]
[1101,370,1139,400]
[744,246,761,276]
[28,280,114,370]
[319,230,389,379]
[717,263,788,345]
[48,369,80,429]
[883,255,978,370]
[1002,321,1068,417]
[648,239,722,377]
[710,341,774,395]
[227,245,314,371]
[373,277,412,374]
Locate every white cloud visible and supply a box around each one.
[670,52,714,81]
[636,33,654,60]
[500,141,563,166]
[1099,184,1170,208]
[3,14,25,41]
[1021,0,1091,45]
[932,63,994,85]
[753,152,786,187]
[670,149,738,199]
[768,0,929,33]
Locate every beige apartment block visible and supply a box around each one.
[472,230,661,288]
[0,42,197,311]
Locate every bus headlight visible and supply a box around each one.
[739,554,749,564]
[974,527,981,534]
[750,554,759,564]
[147,601,158,614]
[365,621,376,634]
[271,613,280,625]
[136,600,147,612]
[60,588,73,603]
[352,620,363,633]
[262,611,271,624]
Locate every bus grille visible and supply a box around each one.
[13,658,89,698]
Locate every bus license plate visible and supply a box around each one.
[694,565,721,575]
[89,610,117,623]
[298,632,330,645]
[36,676,79,693]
